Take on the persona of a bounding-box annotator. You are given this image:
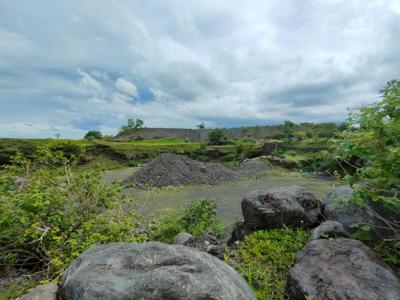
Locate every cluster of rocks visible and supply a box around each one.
[19,185,400,300]
[229,185,400,299]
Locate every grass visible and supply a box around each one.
[226,228,309,300]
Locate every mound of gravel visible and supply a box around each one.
[124,153,237,188]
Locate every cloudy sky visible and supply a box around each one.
[1,1,399,138]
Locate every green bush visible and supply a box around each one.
[334,79,400,270]
[208,128,227,145]
[0,152,142,280]
[226,228,309,300]
[84,130,103,140]
[148,199,225,243]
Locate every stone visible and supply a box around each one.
[241,186,322,230]
[261,142,280,155]
[228,222,254,244]
[59,242,256,300]
[308,220,349,242]
[322,185,399,240]
[17,284,58,300]
[287,238,400,300]
[180,232,226,260]
[173,232,193,245]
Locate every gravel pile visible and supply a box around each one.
[124,153,237,188]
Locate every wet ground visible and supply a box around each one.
[104,167,337,226]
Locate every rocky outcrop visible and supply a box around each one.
[261,142,280,155]
[322,185,399,240]
[241,186,322,230]
[59,242,256,300]
[287,238,400,300]
[17,284,57,300]
[308,220,349,242]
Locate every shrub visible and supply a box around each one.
[84,130,103,140]
[0,153,142,280]
[148,199,225,243]
[226,228,309,300]
[334,79,400,270]
[208,128,227,145]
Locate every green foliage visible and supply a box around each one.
[208,128,227,145]
[226,228,309,300]
[282,120,295,143]
[336,80,400,208]
[335,79,400,269]
[148,199,225,243]
[84,130,103,140]
[0,151,142,280]
[197,122,205,129]
[120,118,144,132]
[0,279,37,300]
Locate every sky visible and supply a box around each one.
[0,1,399,138]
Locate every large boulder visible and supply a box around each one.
[287,238,400,300]
[241,186,321,230]
[322,186,398,240]
[59,242,256,300]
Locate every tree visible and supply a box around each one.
[197,122,205,129]
[282,120,295,143]
[336,80,400,207]
[120,118,144,132]
[135,119,144,129]
[84,130,103,140]
[208,128,227,145]
[335,80,400,263]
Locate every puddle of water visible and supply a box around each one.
[105,168,337,225]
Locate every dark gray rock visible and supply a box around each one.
[59,242,256,300]
[308,220,349,242]
[261,142,280,155]
[322,186,399,240]
[173,232,193,245]
[17,284,58,300]
[180,232,226,260]
[241,186,322,230]
[228,222,254,244]
[287,238,400,300]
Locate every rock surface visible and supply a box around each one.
[173,232,193,245]
[175,232,226,260]
[322,185,399,240]
[241,186,322,230]
[287,238,400,300]
[59,242,256,300]
[123,153,237,188]
[308,220,349,242]
[17,284,58,300]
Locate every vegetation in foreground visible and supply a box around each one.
[226,228,309,300]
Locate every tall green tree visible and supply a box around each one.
[282,120,295,143]
[336,79,400,208]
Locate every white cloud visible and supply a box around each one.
[1,0,400,138]
[77,68,106,96]
[115,78,138,97]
